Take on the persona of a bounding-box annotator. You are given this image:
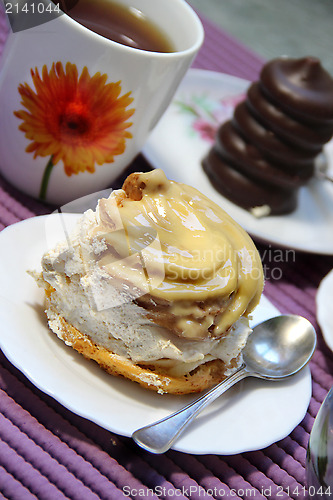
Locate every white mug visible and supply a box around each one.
[0,0,204,204]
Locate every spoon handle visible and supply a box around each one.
[132,365,249,454]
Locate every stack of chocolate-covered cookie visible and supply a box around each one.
[203,57,333,215]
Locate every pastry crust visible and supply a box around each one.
[49,304,237,395]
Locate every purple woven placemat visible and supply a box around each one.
[1,6,333,500]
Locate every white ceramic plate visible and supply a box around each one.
[143,69,333,255]
[0,215,312,455]
[316,269,333,352]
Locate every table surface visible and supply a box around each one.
[188,0,333,75]
[1,7,333,500]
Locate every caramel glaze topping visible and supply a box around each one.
[89,170,264,340]
[203,56,333,215]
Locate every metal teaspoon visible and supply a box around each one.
[132,314,316,454]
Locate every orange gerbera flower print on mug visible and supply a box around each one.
[14,62,135,200]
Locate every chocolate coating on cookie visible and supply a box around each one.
[215,122,313,188]
[247,82,333,150]
[202,56,333,216]
[260,57,333,124]
[203,148,297,215]
[233,101,317,168]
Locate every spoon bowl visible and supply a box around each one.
[244,315,317,378]
[132,314,316,454]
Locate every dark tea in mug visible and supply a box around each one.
[60,0,175,52]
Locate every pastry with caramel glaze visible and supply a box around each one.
[203,56,333,215]
[33,170,264,394]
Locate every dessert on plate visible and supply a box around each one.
[203,56,333,216]
[33,169,264,394]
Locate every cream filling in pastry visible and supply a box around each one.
[35,169,263,377]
